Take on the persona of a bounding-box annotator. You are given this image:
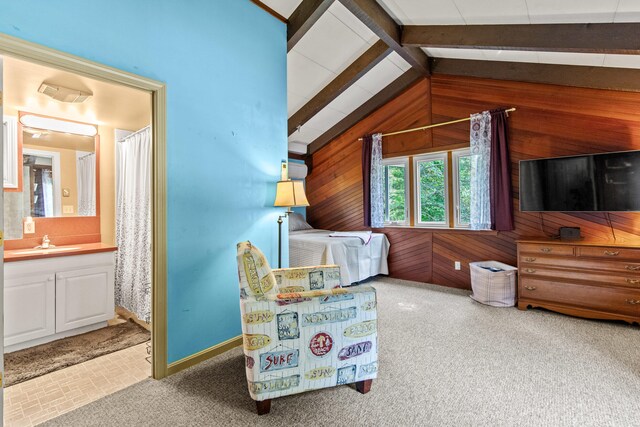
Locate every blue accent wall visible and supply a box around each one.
[0,0,287,363]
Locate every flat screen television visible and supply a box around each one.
[519,150,640,212]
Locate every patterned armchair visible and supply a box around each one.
[237,241,378,415]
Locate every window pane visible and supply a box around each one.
[458,155,471,225]
[419,159,446,223]
[384,165,406,222]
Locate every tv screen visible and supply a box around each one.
[520,150,640,212]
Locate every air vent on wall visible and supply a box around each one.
[38,82,93,103]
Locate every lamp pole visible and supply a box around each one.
[277,214,284,268]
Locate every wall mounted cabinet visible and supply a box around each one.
[3,115,19,189]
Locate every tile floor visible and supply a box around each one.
[4,342,150,427]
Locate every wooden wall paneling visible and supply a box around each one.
[306,73,640,290]
[382,229,433,283]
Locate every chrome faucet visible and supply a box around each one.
[35,235,56,249]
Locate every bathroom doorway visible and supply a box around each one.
[0,36,167,426]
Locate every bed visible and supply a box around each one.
[289,229,390,286]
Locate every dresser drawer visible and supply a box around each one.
[519,266,640,289]
[519,255,640,274]
[577,246,640,261]
[519,278,640,317]
[519,243,574,256]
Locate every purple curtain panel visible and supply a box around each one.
[490,109,515,231]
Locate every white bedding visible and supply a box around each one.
[289,229,390,286]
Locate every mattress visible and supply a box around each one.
[289,229,390,285]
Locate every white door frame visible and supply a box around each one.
[0,54,5,424]
[0,33,169,392]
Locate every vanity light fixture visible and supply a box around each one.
[19,115,97,137]
[274,161,310,268]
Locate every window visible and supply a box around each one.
[382,158,409,225]
[382,148,475,230]
[414,153,449,227]
[452,149,471,228]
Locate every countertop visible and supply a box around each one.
[5,243,118,262]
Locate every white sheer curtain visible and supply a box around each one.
[470,112,491,230]
[115,127,152,323]
[42,169,54,217]
[370,133,384,228]
[77,152,96,216]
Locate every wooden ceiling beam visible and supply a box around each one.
[288,40,392,135]
[308,69,423,154]
[337,0,430,75]
[403,23,640,54]
[288,0,335,52]
[430,58,640,92]
[250,0,288,23]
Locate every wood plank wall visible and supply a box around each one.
[305,75,640,290]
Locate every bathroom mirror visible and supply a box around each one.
[4,119,98,239]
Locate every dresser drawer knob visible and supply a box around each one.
[625,265,640,271]
[524,268,537,274]
[540,248,552,253]
[604,250,619,256]
[625,279,640,285]
[523,286,537,291]
[524,257,536,262]
[625,299,640,305]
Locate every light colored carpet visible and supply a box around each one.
[43,278,640,427]
[6,321,150,387]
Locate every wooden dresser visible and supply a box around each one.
[517,239,640,323]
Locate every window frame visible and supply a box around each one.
[413,152,450,228]
[382,157,410,226]
[452,148,472,229]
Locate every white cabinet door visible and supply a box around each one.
[55,266,115,333]
[4,273,56,346]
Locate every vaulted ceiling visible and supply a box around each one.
[257,0,640,155]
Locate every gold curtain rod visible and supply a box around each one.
[358,107,516,141]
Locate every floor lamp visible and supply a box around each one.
[273,179,309,268]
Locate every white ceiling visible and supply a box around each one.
[287,1,379,118]
[260,0,640,153]
[381,0,640,24]
[3,56,151,132]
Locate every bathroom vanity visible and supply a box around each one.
[4,243,117,352]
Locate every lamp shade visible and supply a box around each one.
[274,180,309,207]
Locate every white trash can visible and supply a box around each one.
[469,261,517,307]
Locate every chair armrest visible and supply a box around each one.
[272,265,341,291]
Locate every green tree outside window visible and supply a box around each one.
[458,156,471,225]
[419,160,446,222]
[384,165,406,222]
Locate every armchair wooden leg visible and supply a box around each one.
[355,379,373,394]
[255,399,271,415]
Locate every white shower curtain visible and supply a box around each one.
[42,169,54,217]
[115,127,152,323]
[77,153,96,216]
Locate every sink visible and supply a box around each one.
[12,247,82,255]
